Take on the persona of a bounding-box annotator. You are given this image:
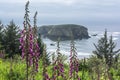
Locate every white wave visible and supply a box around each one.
[111,32,120,37]
[43,31,120,59]
[96,36,102,39]
[90,31,120,36]
[78,52,91,56]
[113,37,118,40]
[47,48,91,55]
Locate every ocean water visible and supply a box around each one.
[42,30,120,59]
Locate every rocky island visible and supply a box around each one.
[38,24,90,41]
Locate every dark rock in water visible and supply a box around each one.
[50,43,55,46]
[38,24,90,41]
[91,34,97,36]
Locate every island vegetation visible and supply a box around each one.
[38,24,90,41]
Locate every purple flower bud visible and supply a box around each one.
[69,40,80,79]
[44,73,50,80]
[54,66,58,70]
[20,25,40,72]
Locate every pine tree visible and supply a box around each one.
[37,34,51,65]
[93,30,120,68]
[2,20,20,58]
[0,21,4,50]
[0,21,4,58]
[37,33,44,56]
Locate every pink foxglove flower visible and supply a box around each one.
[19,2,40,76]
[69,39,81,80]
[52,40,66,80]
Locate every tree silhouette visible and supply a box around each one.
[93,30,120,68]
[2,20,20,58]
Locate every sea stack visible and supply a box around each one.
[38,24,90,41]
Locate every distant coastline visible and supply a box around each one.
[42,30,120,58]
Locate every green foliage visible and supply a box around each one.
[2,20,20,58]
[0,56,120,80]
[90,30,120,80]
[37,33,51,65]
[1,1,120,80]
[38,34,44,55]
[0,44,2,49]
[110,68,120,80]
[59,54,68,64]
[93,30,120,68]
[0,59,26,80]
[0,21,3,38]
[78,58,89,71]
[0,21,4,50]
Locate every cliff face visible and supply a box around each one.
[38,24,90,41]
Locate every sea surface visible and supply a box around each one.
[42,28,120,59]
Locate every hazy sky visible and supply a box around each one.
[0,0,120,30]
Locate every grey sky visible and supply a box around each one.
[0,0,120,30]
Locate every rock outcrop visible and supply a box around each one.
[38,24,90,41]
